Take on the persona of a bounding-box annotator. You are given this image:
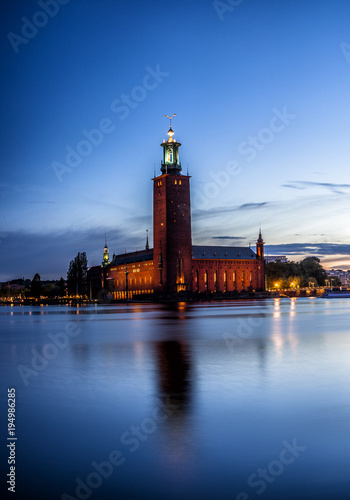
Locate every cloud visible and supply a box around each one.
[211,236,245,240]
[265,242,350,257]
[239,202,269,210]
[193,202,270,219]
[282,183,305,190]
[29,201,55,204]
[0,227,149,282]
[282,181,350,194]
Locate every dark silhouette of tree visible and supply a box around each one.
[266,257,327,288]
[299,257,327,286]
[67,252,88,296]
[58,277,66,296]
[31,273,42,298]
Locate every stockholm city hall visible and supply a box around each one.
[88,116,265,299]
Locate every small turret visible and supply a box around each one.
[256,229,264,260]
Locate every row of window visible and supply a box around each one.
[198,271,253,283]
[114,290,154,298]
[156,179,183,187]
[116,276,153,286]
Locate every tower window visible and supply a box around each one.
[175,180,177,185]
[179,180,182,185]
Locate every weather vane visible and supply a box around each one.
[165,113,176,127]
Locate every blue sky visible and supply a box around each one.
[1,0,350,281]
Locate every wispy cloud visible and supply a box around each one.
[193,202,270,219]
[239,202,269,210]
[265,242,350,256]
[212,236,245,240]
[282,181,350,194]
[29,201,55,204]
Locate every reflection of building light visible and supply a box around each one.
[271,327,283,357]
[133,341,145,367]
[287,330,299,354]
[290,298,296,317]
[273,299,281,318]
[273,298,280,318]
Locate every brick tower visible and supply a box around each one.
[153,116,192,293]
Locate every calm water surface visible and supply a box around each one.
[1,298,350,499]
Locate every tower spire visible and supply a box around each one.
[145,229,149,250]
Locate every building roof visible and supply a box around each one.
[110,249,153,266]
[105,245,257,267]
[192,245,257,260]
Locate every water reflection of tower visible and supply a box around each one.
[153,306,197,477]
[156,340,191,413]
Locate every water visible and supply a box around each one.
[1,298,350,500]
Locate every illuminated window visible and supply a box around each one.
[179,180,182,185]
[175,179,177,185]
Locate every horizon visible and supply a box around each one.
[1,0,350,281]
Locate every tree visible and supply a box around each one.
[266,257,327,289]
[299,257,327,287]
[58,277,66,296]
[67,252,88,296]
[31,273,42,298]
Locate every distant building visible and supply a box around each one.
[327,269,350,287]
[88,120,265,299]
[265,256,288,264]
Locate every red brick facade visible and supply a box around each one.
[88,124,265,298]
[191,259,264,293]
[153,173,192,293]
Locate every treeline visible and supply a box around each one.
[266,256,328,289]
[0,275,66,299]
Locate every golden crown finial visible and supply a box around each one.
[165,113,176,128]
[165,114,176,142]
